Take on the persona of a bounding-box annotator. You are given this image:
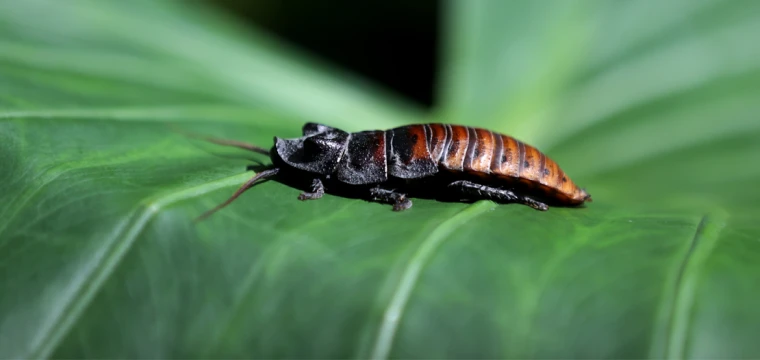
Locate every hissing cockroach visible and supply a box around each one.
[193,123,592,220]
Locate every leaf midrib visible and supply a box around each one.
[0,105,287,125]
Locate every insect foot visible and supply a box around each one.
[392,196,413,212]
[370,187,413,211]
[297,178,325,201]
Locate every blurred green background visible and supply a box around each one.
[1,0,759,358]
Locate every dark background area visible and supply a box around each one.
[208,0,439,108]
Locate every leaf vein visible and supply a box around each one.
[663,211,727,359]
[369,201,494,360]
[26,172,255,358]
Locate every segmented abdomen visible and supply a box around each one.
[423,123,587,204]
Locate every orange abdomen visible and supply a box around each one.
[425,123,589,205]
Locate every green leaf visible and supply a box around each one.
[0,0,422,129]
[1,0,759,359]
[438,0,760,213]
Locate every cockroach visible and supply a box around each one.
[192,123,592,220]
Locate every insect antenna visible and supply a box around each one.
[195,136,270,156]
[170,125,271,156]
[194,168,280,222]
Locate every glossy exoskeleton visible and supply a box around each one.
[194,122,592,220]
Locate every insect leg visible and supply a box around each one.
[512,194,549,211]
[448,180,548,211]
[369,187,413,211]
[298,178,325,201]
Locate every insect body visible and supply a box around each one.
[195,123,591,220]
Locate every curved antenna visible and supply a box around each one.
[195,168,280,222]
[170,125,271,156]
[195,136,271,156]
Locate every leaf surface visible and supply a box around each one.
[1,0,759,358]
